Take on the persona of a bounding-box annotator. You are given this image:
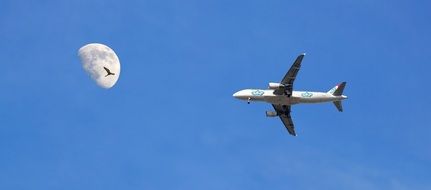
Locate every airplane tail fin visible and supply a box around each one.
[328,82,347,112]
[327,82,346,96]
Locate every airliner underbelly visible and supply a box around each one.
[263,95,299,105]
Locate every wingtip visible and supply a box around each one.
[301,52,306,56]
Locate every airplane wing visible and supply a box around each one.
[273,54,305,96]
[272,104,296,136]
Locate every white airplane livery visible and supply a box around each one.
[233,54,347,136]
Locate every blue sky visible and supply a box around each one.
[1,0,430,189]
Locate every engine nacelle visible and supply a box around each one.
[265,111,278,117]
[268,82,284,89]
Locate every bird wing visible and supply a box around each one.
[103,67,111,73]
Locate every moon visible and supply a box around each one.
[78,43,121,89]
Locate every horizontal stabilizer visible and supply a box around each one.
[333,101,343,112]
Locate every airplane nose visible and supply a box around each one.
[233,91,244,99]
[233,92,239,98]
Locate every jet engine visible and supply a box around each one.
[265,111,278,117]
[268,82,284,89]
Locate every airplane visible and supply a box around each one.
[103,67,115,77]
[232,53,347,136]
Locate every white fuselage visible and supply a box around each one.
[233,89,347,105]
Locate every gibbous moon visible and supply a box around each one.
[78,43,121,89]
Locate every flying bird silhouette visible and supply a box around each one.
[103,67,115,77]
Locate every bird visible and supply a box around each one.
[103,67,115,77]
